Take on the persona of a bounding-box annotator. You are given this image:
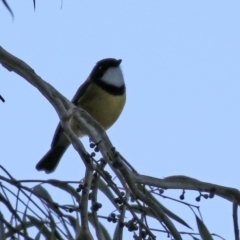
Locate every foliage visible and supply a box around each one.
[1,0,35,18]
[1,46,239,240]
[0,165,221,240]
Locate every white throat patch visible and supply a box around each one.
[101,66,124,87]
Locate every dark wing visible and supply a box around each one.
[50,79,91,148]
[71,78,91,105]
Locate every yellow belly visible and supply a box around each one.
[70,83,126,136]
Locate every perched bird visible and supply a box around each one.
[36,58,126,173]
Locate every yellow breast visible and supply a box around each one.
[71,83,126,136]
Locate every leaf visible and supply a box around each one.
[1,0,14,18]
[63,214,81,238]
[88,213,111,240]
[0,211,6,240]
[136,184,192,229]
[33,184,53,202]
[195,215,213,240]
[113,221,123,240]
[47,179,81,201]
[192,237,201,240]
[159,202,192,229]
[98,178,119,210]
[27,215,65,240]
[26,215,51,238]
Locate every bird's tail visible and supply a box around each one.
[36,146,67,174]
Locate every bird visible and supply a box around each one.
[36,58,126,173]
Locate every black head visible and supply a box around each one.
[90,58,122,80]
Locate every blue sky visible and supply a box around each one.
[1,1,240,239]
